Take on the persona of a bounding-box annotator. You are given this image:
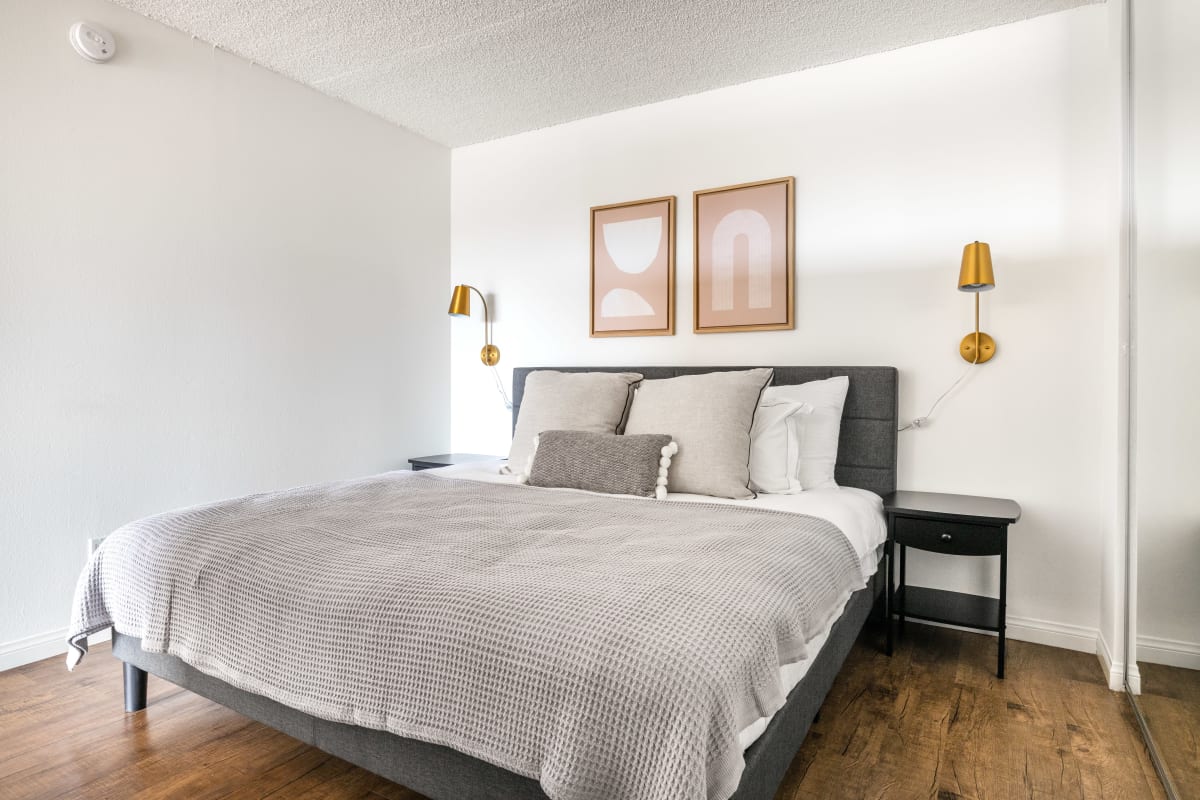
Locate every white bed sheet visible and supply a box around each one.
[420,461,886,750]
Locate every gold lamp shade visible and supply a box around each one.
[448,284,472,317]
[957,242,996,363]
[448,284,500,366]
[958,241,996,292]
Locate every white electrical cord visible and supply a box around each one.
[491,366,513,411]
[898,361,977,432]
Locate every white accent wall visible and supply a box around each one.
[0,0,450,667]
[451,6,1120,651]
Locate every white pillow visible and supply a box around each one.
[762,376,850,490]
[749,401,813,494]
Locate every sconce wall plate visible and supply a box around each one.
[960,330,995,363]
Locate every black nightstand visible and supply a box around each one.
[883,490,1021,678]
[408,453,499,471]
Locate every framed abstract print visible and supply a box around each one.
[590,196,675,337]
[693,177,794,333]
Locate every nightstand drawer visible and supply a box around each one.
[893,516,1005,556]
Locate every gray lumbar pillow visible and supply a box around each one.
[505,371,643,474]
[623,368,774,499]
[523,430,678,499]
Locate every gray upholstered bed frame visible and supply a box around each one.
[112,365,898,800]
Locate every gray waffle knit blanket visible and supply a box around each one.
[67,472,862,800]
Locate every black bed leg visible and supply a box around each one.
[123,662,147,713]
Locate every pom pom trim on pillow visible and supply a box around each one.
[654,441,680,500]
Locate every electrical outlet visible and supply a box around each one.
[87,536,107,558]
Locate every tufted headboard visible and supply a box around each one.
[511,366,899,498]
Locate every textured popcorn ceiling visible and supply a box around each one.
[109,0,1096,146]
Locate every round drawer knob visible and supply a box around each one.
[940,533,953,542]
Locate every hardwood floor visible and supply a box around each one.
[0,624,1164,800]
[1137,661,1200,800]
[785,624,1164,800]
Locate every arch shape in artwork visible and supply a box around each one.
[710,209,772,311]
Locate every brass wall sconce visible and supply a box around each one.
[958,242,996,363]
[448,284,500,366]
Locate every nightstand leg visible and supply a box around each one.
[998,549,1008,679]
[885,540,894,656]
[898,544,907,633]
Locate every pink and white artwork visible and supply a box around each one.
[693,177,794,333]
[590,196,675,337]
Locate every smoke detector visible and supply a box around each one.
[69,22,117,64]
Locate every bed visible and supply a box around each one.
[74,365,898,800]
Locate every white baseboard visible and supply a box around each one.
[0,627,110,672]
[1137,634,1200,670]
[891,615,1098,654]
[1007,614,1098,654]
[1097,630,1128,692]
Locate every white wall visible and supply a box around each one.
[1133,0,1200,670]
[451,6,1118,650]
[0,0,450,667]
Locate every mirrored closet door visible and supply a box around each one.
[1128,2,1200,798]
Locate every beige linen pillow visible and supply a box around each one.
[623,368,773,499]
[505,371,643,474]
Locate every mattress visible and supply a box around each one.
[425,461,888,750]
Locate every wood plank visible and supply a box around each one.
[0,627,1167,799]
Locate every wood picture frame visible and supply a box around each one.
[693,177,795,333]
[590,196,675,337]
